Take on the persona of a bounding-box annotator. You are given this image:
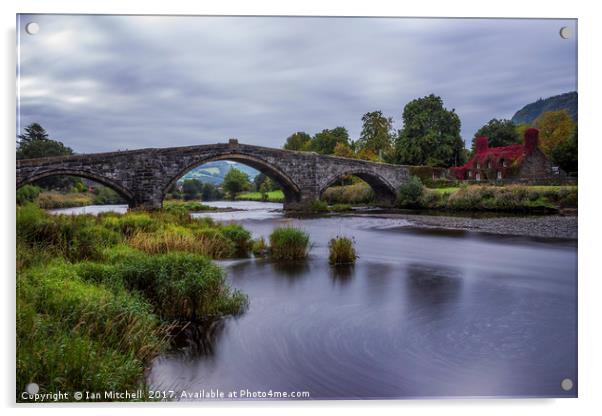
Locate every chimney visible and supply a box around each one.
[475,136,489,153]
[524,128,539,153]
[228,138,239,146]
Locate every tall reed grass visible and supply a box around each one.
[328,236,357,265]
[269,226,310,260]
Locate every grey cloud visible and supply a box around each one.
[17,15,577,153]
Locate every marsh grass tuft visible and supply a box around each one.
[328,236,357,265]
[252,236,268,257]
[269,226,310,260]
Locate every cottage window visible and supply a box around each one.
[502,159,508,167]
[487,161,492,169]
[497,171,502,180]
[475,172,481,182]
[476,162,480,169]
[467,170,472,178]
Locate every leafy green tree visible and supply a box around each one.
[357,111,394,158]
[471,118,519,149]
[550,125,578,173]
[17,123,77,190]
[397,176,424,207]
[223,168,251,199]
[395,94,465,167]
[17,123,73,160]
[333,142,355,158]
[310,127,350,155]
[92,185,125,205]
[254,173,280,192]
[283,132,312,151]
[201,183,223,201]
[182,179,203,201]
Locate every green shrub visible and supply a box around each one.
[220,224,252,256]
[109,251,248,320]
[328,236,357,265]
[398,176,424,207]
[269,226,310,260]
[16,185,41,205]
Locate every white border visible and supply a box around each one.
[2,1,601,416]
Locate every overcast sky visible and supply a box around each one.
[17,15,577,154]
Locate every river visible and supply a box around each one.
[51,201,578,399]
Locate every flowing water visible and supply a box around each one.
[53,201,578,399]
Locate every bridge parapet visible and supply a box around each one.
[16,142,410,210]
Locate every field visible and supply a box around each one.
[235,190,285,203]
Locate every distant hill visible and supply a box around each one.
[177,160,259,185]
[511,91,577,125]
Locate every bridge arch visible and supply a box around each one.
[319,169,398,205]
[17,169,135,206]
[162,153,302,204]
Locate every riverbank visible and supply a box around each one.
[352,211,578,240]
[16,204,252,400]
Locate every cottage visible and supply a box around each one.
[450,128,565,183]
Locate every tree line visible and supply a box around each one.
[282,94,578,173]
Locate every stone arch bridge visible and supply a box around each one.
[16,140,411,210]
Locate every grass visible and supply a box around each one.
[329,203,353,212]
[252,236,268,257]
[416,184,578,211]
[36,191,94,209]
[328,236,357,265]
[16,203,251,400]
[162,199,216,213]
[236,190,285,202]
[269,226,310,260]
[322,181,374,205]
[430,187,460,195]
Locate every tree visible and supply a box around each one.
[182,179,203,200]
[223,168,251,199]
[550,125,578,173]
[471,118,519,149]
[515,123,531,141]
[357,148,378,161]
[333,142,355,158]
[283,132,312,151]
[16,123,76,190]
[201,183,223,201]
[310,127,350,155]
[357,111,394,158]
[533,110,576,156]
[17,123,73,160]
[254,173,280,192]
[395,94,465,167]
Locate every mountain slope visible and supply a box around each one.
[178,161,259,185]
[511,91,577,125]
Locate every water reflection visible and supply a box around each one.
[170,319,228,358]
[329,264,354,285]
[405,263,463,306]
